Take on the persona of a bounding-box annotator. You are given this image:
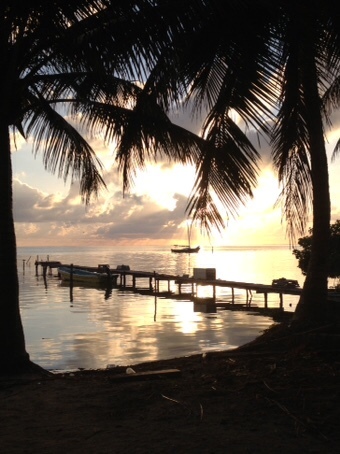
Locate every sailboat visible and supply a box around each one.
[171,221,200,254]
[171,245,200,253]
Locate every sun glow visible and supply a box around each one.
[206,169,287,247]
[133,163,196,210]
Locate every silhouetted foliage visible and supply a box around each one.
[293,221,340,278]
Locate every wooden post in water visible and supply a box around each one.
[279,293,283,309]
[69,264,74,302]
[264,292,268,308]
[154,271,157,321]
[70,264,74,285]
[154,272,160,293]
[104,265,111,288]
[246,289,253,306]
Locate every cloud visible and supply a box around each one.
[12,97,340,248]
[13,174,194,246]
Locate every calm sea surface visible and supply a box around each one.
[17,245,304,372]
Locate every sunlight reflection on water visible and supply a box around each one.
[17,245,303,371]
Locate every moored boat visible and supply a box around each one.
[171,220,200,254]
[171,245,200,254]
[58,266,117,285]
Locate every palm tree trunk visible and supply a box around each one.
[0,122,30,372]
[294,51,331,323]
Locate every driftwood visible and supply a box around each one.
[108,368,181,382]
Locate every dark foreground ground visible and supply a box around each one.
[1,322,340,454]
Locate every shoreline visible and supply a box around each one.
[2,326,340,453]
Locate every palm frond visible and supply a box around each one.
[24,92,105,204]
[322,75,340,162]
[274,146,313,244]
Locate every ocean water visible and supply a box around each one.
[17,245,304,372]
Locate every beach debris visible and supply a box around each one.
[109,368,181,382]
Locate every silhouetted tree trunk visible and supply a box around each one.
[0,122,30,372]
[294,43,330,323]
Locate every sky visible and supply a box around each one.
[11,109,340,249]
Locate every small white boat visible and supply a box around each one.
[58,266,116,285]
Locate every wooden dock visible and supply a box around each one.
[34,259,302,310]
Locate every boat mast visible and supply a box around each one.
[187,221,192,248]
